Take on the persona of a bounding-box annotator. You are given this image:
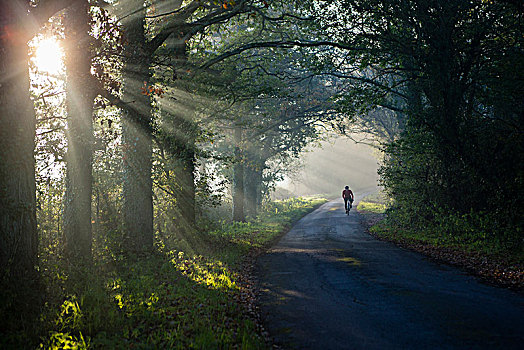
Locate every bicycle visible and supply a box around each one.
[345,198,354,215]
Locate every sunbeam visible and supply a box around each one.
[33,37,64,75]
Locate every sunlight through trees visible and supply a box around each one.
[1,0,522,348]
[34,37,64,75]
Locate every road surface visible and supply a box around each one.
[256,199,524,349]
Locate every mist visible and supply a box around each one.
[276,136,380,199]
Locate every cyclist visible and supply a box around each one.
[342,186,354,213]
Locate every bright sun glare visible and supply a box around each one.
[34,37,64,75]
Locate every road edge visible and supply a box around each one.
[357,210,524,293]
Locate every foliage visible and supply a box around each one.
[2,197,325,349]
[305,0,523,252]
[369,209,523,289]
[357,192,523,289]
[3,0,523,347]
[376,207,523,261]
[360,186,523,264]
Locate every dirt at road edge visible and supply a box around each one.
[357,211,524,293]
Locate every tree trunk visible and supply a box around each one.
[244,149,264,218]
[63,0,95,261]
[166,37,196,229]
[173,146,196,228]
[162,109,197,230]
[232,126,245,222]
[121,7,154,254]
[244,169,258,218]
[0,1,38,280]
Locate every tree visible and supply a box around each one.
[63,0,97,261]
[156,39,199,229]
[232,125,245,221]
[102,0,313,241]
[0,0,77,282]
[101,0,249,250]
[153,85,200,233]
[119,1,155,254]
[0,0,39,282]
[306,0,523,239]
[189,37,344,217]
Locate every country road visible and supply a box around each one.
[255,199,524,349]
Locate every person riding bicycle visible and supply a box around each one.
[342,186,354,213]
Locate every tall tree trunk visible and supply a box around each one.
[0,1,38,281]
[244,147,264,218]
[232,126,245,222]
[121,6,154,254]
[63,0,95,261]
[173,143,196,227]
[158,108,196,231]
[168,37,196,229]
[246,165,264,217]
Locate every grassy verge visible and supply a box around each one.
[357,193,523,291]
[23,196,326,349]
[357,201,386,214]
[356,194,387,229]
[206,196,328,263]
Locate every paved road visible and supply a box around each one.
[256,199,524,349]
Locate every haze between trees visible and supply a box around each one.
[0,0,522,348]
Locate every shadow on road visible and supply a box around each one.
[256,199,524,349]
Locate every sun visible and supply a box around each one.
[34,37,64,75]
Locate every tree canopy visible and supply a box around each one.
[0,0,522,347]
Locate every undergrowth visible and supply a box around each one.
[2,196,326,350]
[358,193,523,265]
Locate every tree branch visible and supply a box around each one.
[199,40,366,70]
[31,0,81,32]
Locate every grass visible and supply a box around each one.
[357,201,386,214]
[370,217,524,265]
[355,192,523,290]
[4,196,327,350]
[205,196,327,264]
[39,256,258,349]
[357,192,523,278]
[356,191,389,215]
